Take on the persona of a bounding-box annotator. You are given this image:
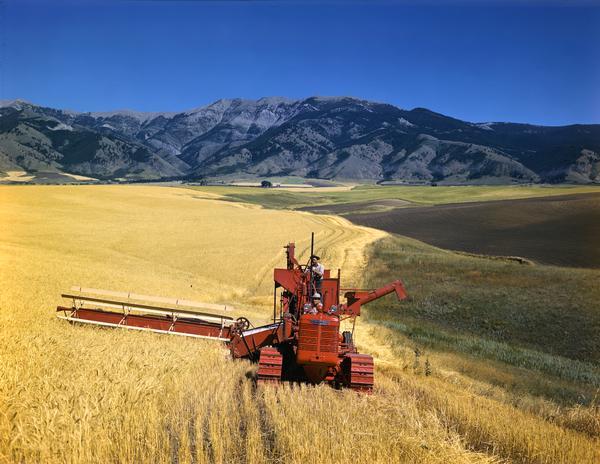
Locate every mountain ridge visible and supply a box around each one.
[1,97,598,183]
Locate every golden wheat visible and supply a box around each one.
[1,185,598,463]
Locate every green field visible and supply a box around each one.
[363,235,600,381]
[188,184,600,209]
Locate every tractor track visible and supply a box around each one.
[201,403,215,464]
[186,400,199,464]
[255,385,282,464]
[233,377,249,464]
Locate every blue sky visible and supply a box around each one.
[1,0,599,125]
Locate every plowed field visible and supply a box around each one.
[341,193,600,268]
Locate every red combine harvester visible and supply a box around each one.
[57,234,407,392]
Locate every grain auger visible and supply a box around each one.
[57,234,407,392]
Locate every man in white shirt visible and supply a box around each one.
[306,255,324,294]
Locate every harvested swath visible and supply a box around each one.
[301,199,413,215]
[341,193,600,269]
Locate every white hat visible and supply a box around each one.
[312,292,321,299]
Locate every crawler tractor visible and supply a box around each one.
[57,234,407,392]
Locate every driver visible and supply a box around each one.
[312,293,323,314]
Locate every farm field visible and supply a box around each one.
[197,184,600,269]
[342,192,600,268]
[188,183,600,210]
[1,184,599,463]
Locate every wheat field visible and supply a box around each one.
[1,185,598,463]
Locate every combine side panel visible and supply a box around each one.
[229,321,291,359]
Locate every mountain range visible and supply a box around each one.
[1,97,599,183]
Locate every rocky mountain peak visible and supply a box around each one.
[1,97,598,184]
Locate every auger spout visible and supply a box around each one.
[342,279,408,316]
